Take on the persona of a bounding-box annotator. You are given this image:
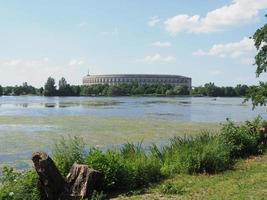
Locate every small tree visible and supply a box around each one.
[44,77,57,96]
[246,18,267,108]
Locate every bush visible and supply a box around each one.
[85,143,162,191]
[86,148,127,190]
[1,118,266,198]
[161,132,232,175]
[0,166,21,183]
[0,169,39,200]
[120,143,162,189]
[53,136,86,176]
[220,118,264,158]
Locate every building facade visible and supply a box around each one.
[83,74,192,88]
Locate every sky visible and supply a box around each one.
[0,0,267,87]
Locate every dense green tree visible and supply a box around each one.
[58,77,74,96]
[204,83,218,97]
[70,85,81,96]
[224,87,237,97]
[3,86,13,95]
[107,85,127,96]
[235,84,249,96]
[0,85,2,96]
[44,77,57,96]
[245,18,267,108]
[173,85,190,95]
[38,87,44,96]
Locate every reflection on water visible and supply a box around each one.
[0,96,266,122]
[0,96,266,168]
[44,103,56,108]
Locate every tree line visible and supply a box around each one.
[0,77,254,97]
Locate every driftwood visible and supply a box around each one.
[66,163,103,198]
[32,152,102,200]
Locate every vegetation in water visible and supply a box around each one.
[1,118,266,199]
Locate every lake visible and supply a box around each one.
[0,96,266,169]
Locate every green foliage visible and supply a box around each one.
[0,77,257,97]
[253,19,267,77]
[191,82,249,97]
[90,191,107,200]
[0,85,3,96]
[0,166,21,184]
[85,144,162,191]
[159,182,185,195]
[1,119,267,198]
[80,83,190,97]
[245,82,267,109]
[120,142,163,189]
[161,133,232,175]
[220,118,264,158]
[53,136,86,176]
[86,148,126,190]
[0,169,39,200]
[107,85,127,96]
[245,17,267,107]
[1,82,37,96]
[44,77,57,96]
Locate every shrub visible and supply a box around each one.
[53,136,86,176]
[161,132,232,175]
[86,148,127,190]
[120,143,162,189]
[0,166,21,183]
[0,169,39,200]
[220,118,264,158]
[85,143,162,191]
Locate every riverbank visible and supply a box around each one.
[115,153,267,200]
[0,118,266,199]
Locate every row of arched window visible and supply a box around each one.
[86,77,189,84]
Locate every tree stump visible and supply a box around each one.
[66,163,103,198]
[32,152,68,200]
[32,152,103,200]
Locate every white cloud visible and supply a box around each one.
[165,0,267,34]
[141,54,176,63]
[68,59,85,66]
[152,41,172,48]
[193,37,256,63]
[148,16,161,27]
[0,58,88,87]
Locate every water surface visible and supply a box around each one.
[0,96,266,168]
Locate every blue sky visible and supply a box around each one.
[0,0,266,87]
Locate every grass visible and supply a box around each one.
[115,153,267,200]
[1,118,266,199]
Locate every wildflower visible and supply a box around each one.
[9,192,14,196]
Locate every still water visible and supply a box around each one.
[0,96,266,122]
[0,96,266,168]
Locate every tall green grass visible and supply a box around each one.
[0,118,266,199]
[160,132,233,175]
